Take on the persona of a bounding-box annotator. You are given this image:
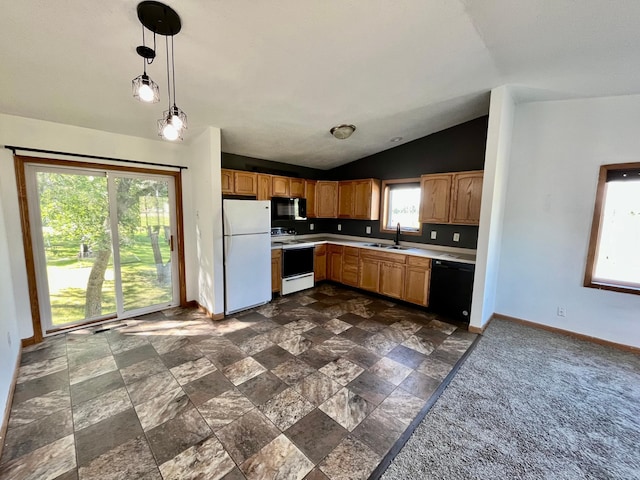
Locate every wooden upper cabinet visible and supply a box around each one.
[272,176,290,197]
[316,181,338,218]
[257,174,272,200]
[450,171,483,225]
[419,173,452,224]
[338,182,354,218]
[221,169,234,194]
[234,171,257,196]
[353,179,380,220]
[290,178,305,198]
[305,180,317,218]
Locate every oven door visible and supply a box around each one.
[282,247,314,278]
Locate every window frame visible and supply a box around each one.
[379,178,423,236]
[584,162,640,295]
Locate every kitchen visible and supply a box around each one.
[221,116,486,327]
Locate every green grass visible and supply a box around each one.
[47,231,173,325]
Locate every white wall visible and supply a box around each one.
[185,127,224,315]
[470,86,515,329]
[0,178,21,437]
[496,94,640,347]
[0,113,222,339]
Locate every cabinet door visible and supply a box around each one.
[358,257,380,292]
[404,266,430,306]
[314,244,326,281]
[257,174,272,200]
[271,250,282,293]
[353,179,380,220]
[234,171,257,196]
[272,176,290,197]
[305,180,317,218]
[420,174,452,223]
[379,262,405,299]
[327,245,343,282]
[450,171,483,225]
[316,181,338,218]
[290,178,305,198]
[338,182,354,218]
[221,169,234,194]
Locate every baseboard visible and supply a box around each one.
[196,302,225,321]
[0,346,22,462]
[494,313,640,354]
[21,337,36,348]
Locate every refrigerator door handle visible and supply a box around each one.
[225,235,232,259]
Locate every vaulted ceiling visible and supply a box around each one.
[2,1,640,168]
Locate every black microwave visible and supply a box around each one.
[271,197,307,220]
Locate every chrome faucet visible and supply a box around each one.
[395,223,400,245]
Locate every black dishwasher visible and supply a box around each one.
[429,260,475,323]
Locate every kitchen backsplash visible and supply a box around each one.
[271,218,478,249]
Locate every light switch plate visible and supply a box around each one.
[338,224,342,231]
[430,231,437,239]
[366,226,371,234]
[310,223,314,231]
[453,233,460,242]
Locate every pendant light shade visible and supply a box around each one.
[132,73,160,103]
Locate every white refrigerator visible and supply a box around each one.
[223,199,272,315]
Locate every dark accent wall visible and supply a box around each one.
[328,116,488,180]
[222,116,488,249]
[222,152,324,180]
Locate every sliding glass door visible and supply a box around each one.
[26,164,179,332]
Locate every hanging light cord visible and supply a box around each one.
[171,35,177,107]
[165,35,172,109]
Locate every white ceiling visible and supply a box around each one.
[2,1,640,169]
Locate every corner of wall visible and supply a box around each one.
[469,86,516,330]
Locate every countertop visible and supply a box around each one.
[271,234,476,265]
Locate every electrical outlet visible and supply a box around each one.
[453,233,460,242]
[337,224,342,231]
[309,223,314,231]
[430,231,437,240]
[557,306,566,317]
[366,226,371,234]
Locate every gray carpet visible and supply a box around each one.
[381,319,640,480]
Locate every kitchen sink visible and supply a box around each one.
[382,245,408,250]
[362,243,385,247]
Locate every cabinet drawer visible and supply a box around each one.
[343,246,360,257]
[328,244,344,254]
[407,256,431,268]
[360,249,406,264]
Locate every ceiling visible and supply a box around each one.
[2,1,640,169]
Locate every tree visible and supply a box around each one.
[38,172,163,319]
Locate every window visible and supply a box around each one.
[380,178,422,235]
[585,163,640,294]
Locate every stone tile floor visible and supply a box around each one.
[0,284,476,480]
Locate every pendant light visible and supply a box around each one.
[132,25,159,103]
[133,1,187,142]
[157,35,188,141]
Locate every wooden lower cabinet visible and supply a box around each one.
[342,247,359,287]
[358,256,380,292]
[314,244,326,281]
[403,257,431,307]
[271,249,282,293]
[379,261,406,299]
[328,245,343,282]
